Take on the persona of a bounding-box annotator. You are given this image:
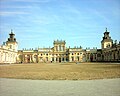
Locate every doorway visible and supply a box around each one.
[59,58,61,62]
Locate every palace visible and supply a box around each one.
[0,28,120,64]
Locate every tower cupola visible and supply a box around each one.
[6,30,18,51]
[8,29,16,42]
[101,28,113,49]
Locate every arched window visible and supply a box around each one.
[72,57,74,61]
[10,45,12,49]
[77,56,79,61]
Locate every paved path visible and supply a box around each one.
[0,78,120,96]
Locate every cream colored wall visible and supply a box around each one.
[38,53,52,63]
[6,42,18,52]
[69,51,84,62]
[0,45,17,64]
[54,44,66,52]
[103,42,112,48]
[102,46,120,61]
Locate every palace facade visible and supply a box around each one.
[0,31,18,63]
[0,28,120,64]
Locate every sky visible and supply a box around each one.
[0,0,120,50]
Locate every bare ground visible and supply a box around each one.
[0,62,120,80]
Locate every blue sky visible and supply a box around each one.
[0,0,120,49]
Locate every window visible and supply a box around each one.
[72,57,74,61]
[66,58,68,61]
[46,57,48,61]
[77,56,79,61]
[106,43,110,48]
[97,54,101,57]
[63,46,65,51]
[59,45,61,51]
[40,57,43,61]
[10,45,12,49]
[87,54,89,59]
[52,57,54,61]
[34,55,37,58]
[62,58,64,61]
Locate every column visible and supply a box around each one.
[89,53,90,61]
[6,53,7,63]
[64,56,66,62]
[61,57,62,62]
[115,50,118,61]
[95,53,97,61]
[22,54,25,63]
[29,55,31,63]
[54,57,56,62]
[4,52,6,63]
[118,50,120,60]
[0,52,1,63]
[56,46,58,51]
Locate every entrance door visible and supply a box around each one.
[90,54,93,62]
[27,55,30,63]
[59,58,61,62]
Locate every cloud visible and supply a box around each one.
[68,34,100,40]
[0,11,29,16]
[90,9,110,23]
[87,8,110,24]
[61,1,81,15]
[0,5,32,9]
[32,18,51,25]
[1,0,51,3]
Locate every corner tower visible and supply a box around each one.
[6,30,18,51]
[101,28,113,49]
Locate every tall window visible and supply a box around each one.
[72,57,74,61]
[62,58,64,61]
[77,56,79,61]
[52,57,54,61]
[63,46,65,51]
[56,46,58,51]
[59,45,61,51]
[40,57,43,61]
[10,45,12,49]
[46,57,48,61]
[61,46,63,51]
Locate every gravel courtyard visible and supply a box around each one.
[0,78,120,96]
[0,63,120,96]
